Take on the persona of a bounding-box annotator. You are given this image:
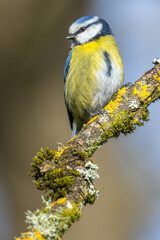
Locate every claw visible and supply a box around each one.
[121,82,132,89]
[90,109,110,118]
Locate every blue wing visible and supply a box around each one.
[64,51,74,131]
[64,51,72,84]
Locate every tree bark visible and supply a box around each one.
[16,63,160,240]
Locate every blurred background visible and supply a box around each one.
[0,0,160,239]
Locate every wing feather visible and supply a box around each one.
[64,51,73,130]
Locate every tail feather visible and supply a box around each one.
[71,122,78,138]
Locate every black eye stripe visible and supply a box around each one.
[76,26,87,34]
[75,21,99,35]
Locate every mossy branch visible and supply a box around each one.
[16,63,160,240]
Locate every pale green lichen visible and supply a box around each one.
[128,99,139,109]
[77,161,99,182]
[24,197,81,240]
[85,136,103,157]
[77,161,99,204]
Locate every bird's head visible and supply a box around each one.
[66,15,113,48]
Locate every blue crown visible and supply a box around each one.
[72,15,112,37]
[73,15,96,24]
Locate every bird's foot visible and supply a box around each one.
[90,109,110,118]
[121,82,132,89]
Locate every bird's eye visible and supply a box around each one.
[80,27,86,32]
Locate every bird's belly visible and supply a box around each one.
[65,62,97,118]
[65,49,123,118]
[89,60,123,113]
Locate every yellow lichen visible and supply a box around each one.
[104,87,127,117]
[158,86,160,92]
[51,198,66,207]
[80,195,83,200]
[68,135,76,142]
[87,114,100,124]
[55,147,69,158]
[86,88,127,123]
[133,82,150,99]
[154,73,160,82]
[16,230,45,240]
[34,230,45,240]
[147,97,151,102]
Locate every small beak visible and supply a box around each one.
[66,34,75,40]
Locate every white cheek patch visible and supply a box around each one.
[76,23,103,44]
[69,16,99,34]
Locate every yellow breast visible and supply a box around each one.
[65,35,124,118]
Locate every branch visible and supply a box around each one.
[16,63,160,240]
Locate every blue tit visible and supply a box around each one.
[64,15,124,137]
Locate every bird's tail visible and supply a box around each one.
[71,122,78,138]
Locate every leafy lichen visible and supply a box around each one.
[85,192,98,204]
[100,107,150,143]
[31,148,77,201]
[34,167,75,201]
